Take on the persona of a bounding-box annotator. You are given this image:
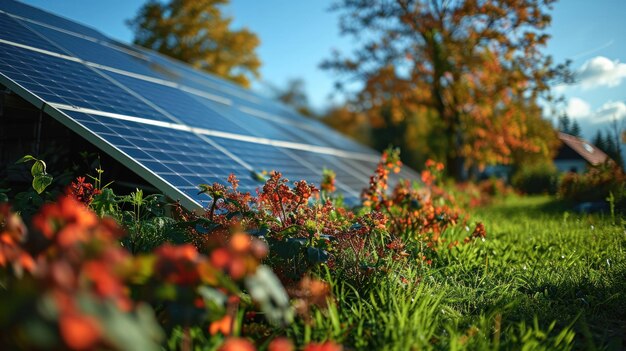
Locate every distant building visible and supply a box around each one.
[554,132,609,173]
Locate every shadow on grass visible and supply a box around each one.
[471,195,625,349]
[512,261,626,350]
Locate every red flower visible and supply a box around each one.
[59,313,102,350]
[303,341,343,351]
[154,244,202,285]
[268,337,294,351]
[68,177,101,205]
[218,337,256,351]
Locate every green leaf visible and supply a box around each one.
[32,174,53,194]
[245,266,293,326]
[16,155,36,163]
[306,247,329,264]
[271,237,306,259]
[31,160,46,177]
[197,184,211,194]
[247,226,269,237]
[91,188,118,216]
[276,225,302,238]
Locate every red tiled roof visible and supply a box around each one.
[557,132,609,165]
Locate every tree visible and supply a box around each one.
[608,115,624,168]
[322,105,371,145]
[128,0,261,88]
[558,113,581,136]
[592,130,607,152]
[558,114,571,134]
[323,0,569,178]
[593,127,624,169]
[570,120,581,137]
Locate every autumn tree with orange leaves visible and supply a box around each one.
[129,0,261,88]
[323,0,570,179]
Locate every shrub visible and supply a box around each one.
[511,163,559,195]
[454,178,513,208]
[558,162,626,204]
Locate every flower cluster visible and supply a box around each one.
[68,176,102,205]
[258,171,319,223]
[356,149,486,270]
[0,196,290,350]
[0,196,155,350]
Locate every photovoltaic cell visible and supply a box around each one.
[0,1,109,41]
[24,21,168,79]
[0,12,62,53]
[0,42,172,122]
[65,110,259,205]
[211,138,321,184]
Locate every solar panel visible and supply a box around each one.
[0,1,109,41]
[0,0,419,210]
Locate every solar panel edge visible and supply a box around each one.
[0,71,46,110]
[42,105,205,211]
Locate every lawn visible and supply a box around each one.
[291,196,625,350]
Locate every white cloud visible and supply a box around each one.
[577,56,626,89]
[560,98,625,126]
[565,97,591,118]
[592,101,626,124]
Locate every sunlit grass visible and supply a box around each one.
[288,196,625,350]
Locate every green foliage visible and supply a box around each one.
[512,163,559,195]
[16,155,54,194]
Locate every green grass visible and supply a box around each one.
[287,196,626,350]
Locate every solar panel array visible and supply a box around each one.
[0,0,419,209]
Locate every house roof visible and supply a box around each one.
[557,132,609,165]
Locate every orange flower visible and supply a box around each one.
[218,337,256,351]
[209,314,233,336]
[230,232,251,253]
[59,313,101,350]
[82,261,126,299]
[421,170,434,186]
[303,341,343,351]
[298,276,330,308]
[32,196,100,243]
[268,337,294,351]
[154,244,202,285]
[211,247,231,269]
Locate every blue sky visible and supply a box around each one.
[21,0,626,140]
